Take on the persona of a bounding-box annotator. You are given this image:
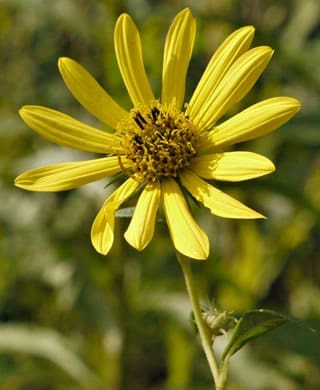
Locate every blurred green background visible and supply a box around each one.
[0,0,319,388]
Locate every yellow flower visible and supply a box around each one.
[15,9,301,260]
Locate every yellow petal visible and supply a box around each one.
[162,178,209,260]
[124,181,160,250]
[187,25,254,120]
[180,169,265,219]
[190,151,275,181]
[114,14,154,107]
[161,8,196,110]
[15,156,123,191]
[91,178,140,255]
[190,46,274,131]
[198,97,301,150]
[19,106,121,154]
[58,57,127,128]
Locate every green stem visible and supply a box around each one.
[216,358,230,390]
[176,252,221,386]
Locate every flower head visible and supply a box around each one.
[15,9,301,259]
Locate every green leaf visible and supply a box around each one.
[222,309,288,360]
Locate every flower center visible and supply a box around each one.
[117,102,199,182]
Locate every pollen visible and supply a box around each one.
[117,101,199,182]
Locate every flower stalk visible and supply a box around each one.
[176,252,222,386]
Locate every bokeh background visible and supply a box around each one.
[0,0,319,388]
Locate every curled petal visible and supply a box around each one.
[19,106,121,154]
[180,169,265,219]
[91,178,140,255]
[188,25,254,120]
[162,8,196,109]
[114,14,154,107]
[124,181,161,250]
[15,156,122,192]
[162,178,209,260]
[190,46,274,131]
[58,57,127,128]
[190,151,275,181]
[198,97,301,150]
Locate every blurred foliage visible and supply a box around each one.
[0,0,319,388]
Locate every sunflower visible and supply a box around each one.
[15,8,301,260]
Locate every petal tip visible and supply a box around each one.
[18,105,35,122]
[292,98,302,112]
[116,12,133,27]
[118,12,130,19]
[58,56,69,63]
[264,46,275,58]
[196,249,209,261]
[124,231,146,252]
[264,158,276,174]
[256,46,274,59]
[240,25,255,37]
[178,249,209,261]
[58,57,77,75]
[92,243,109,256]
[18,106,27,118]
[58,56,69,69]
[14,178,23,188]
[91,231,112,256]
[179,7,192,16]
[253,210,267,219]
[179,244,209,260]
